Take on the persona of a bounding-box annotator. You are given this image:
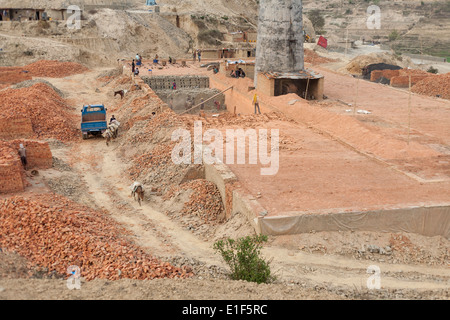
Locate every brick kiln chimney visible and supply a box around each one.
[254,0,304,86]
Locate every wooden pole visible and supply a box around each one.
[305,78,311,100]
[345,28,349,57]
[179,86,233,115]
[407,75,412,145]
[353,78,360,116]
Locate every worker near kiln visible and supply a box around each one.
[18,144,27,170]
[253,93,261,114]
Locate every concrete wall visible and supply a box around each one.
[258,205,450,239]
[143,75,209,90]
[255,0,304,84]
[155,88,225,114]
[256,73,275,96]
[202,146,265,231]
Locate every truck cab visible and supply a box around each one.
[81,104,108,139]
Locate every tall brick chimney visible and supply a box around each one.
[254,0,304,86]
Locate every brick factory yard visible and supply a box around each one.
[0,58,448,300]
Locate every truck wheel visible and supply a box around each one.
[82,133,88,140]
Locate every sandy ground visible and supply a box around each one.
[0,66,449,300]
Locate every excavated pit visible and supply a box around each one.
[142,75,226,114]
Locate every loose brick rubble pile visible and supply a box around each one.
[164,180,225,224]
[412,73,450,99]
[0,70,32,85]
[0,194,193,281]
[304,49,338,65]
[0,60,88,79]
[0,83,78,141]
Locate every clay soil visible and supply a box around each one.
[0,60,448,301]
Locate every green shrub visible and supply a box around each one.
[388,30,400,41]
[427,66,438,74]
[213,235,275,284]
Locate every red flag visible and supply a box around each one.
[317,36,328,49]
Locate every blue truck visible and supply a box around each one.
[80,104,108,140]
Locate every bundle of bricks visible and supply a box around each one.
[0,194,193,281]
[0,60,88,79]
[0,140,52,193]
[0,83,78,141]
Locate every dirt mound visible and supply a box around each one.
[411,73,450,99]
[341,53,414,75]
[304,49,338,65]
[0,83,78,141]
[12,79,65,97]
[0,194,193,281]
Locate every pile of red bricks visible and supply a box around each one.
[0,69,32,85]
[0,194,192,281]
[370,68,434,88]
[391,69,432,88]
[412,73,450,99]
[0,60,88,79]
[0,83,78,141]
[0,117,34,140]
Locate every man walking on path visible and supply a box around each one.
[253,93,261,114]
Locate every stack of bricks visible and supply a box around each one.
[9,140,53,169]
[370,68,433,87]
[0,142,25,193]
[0,140,53,194]
[0,117,34,140]
[370,69,400,82]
